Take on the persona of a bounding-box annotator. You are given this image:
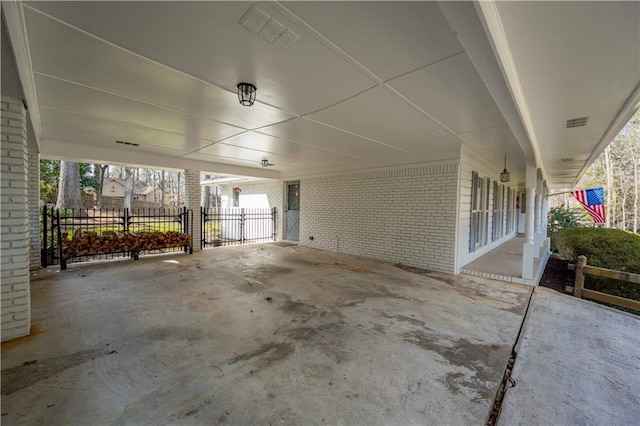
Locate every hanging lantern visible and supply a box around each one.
[500,156,510,183]
[237,83,257,106]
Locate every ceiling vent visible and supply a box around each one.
[560,158,574,163]
[430,129,449,138]
[564,117,589,129]
[115,140,139,147]
[239,5,299,50]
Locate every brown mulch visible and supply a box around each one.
[539,256,575,293]
[540,256,639,315]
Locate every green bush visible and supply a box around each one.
[547,205,584,236]
[553,227,640,272]
[554,228,640,309]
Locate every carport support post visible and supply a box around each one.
[184,170,202,251]
[522,162,537,282]
[1,96,31,341]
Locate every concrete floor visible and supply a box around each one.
[1,244,532,425]
[499,287,640,425]
[461,236,545,285]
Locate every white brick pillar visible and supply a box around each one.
[522,162,537,282]
[1,96,31,341]
[28,149,40,270]
[184,170,202,251]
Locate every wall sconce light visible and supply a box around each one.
[237,83,257,106]
[500,156,511,183]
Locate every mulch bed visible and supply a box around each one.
[539,256,575,293]
[540,255,639,315]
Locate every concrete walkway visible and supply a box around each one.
[2,244,531,425]
[499,287,640,425]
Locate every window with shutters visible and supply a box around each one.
[492,182,505,241]
[470,172,490,252]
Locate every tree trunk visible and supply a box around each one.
[627,133,638,233]
[56,161,83,211]
[123,167,133,209]
[94,164,108,209]
[160,170,166,207]
[604,146,614,228]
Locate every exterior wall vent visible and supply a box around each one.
[564,117,589,128]
[115,140,139,147]
[239,5,299,50]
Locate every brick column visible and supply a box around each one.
[28,150,40,270]
[1,96,31,341]
[184,170,202,251]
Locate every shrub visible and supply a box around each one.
[547,205,584,236]
[553,227,640,273]
[554,227,640,308]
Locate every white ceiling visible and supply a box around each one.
[13,1,639,186]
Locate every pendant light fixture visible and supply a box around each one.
[500,156,511,183]
[237,83,257,106]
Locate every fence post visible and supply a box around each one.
[272,207,277,241]
[57,209,66,270]
[240,208,245,244]
[574,255,587,299]
[41,205,48,267]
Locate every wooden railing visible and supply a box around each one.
[566,255,640,311]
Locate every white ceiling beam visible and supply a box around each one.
[472,0,547,183]
[437,1,532,159]
[2,0,42,148]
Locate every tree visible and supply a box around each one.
[55,161,83,211]
[94,163,108,208]
[579,112,639,232]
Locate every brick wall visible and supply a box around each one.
[184,170,202,250]
[1,95,31,341]
[299,163,459,272]
[28,150,39,270]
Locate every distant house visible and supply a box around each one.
[102,178,156,202]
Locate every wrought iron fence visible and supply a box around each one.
[42,207,193,270]
[201,207,277,247]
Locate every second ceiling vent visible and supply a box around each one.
[239,5,299,50]
[564,117,589,129]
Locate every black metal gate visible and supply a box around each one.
[201,207,277,247]
[42,207,192,269]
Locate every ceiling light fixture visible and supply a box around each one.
[237,82,257,106]
[500,156,510,183]
[261,158,273,168]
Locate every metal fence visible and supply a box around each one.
[42,207,192,270]
[201,207,277,248]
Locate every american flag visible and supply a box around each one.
[571,187,606,224]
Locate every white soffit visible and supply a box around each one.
[388,53,507,134]
[34,74,245,144]
[23,1,376,115]
[257,118,406,159]
[23,7,296,130]
[306,86,443,147]
[281,1,464,82]
[40,108,213,153]
[484,1,640,186]
[215,132,341,160]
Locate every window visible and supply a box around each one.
[492,182,505,241]
[470,172,490,252]
[506,188,513,234]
